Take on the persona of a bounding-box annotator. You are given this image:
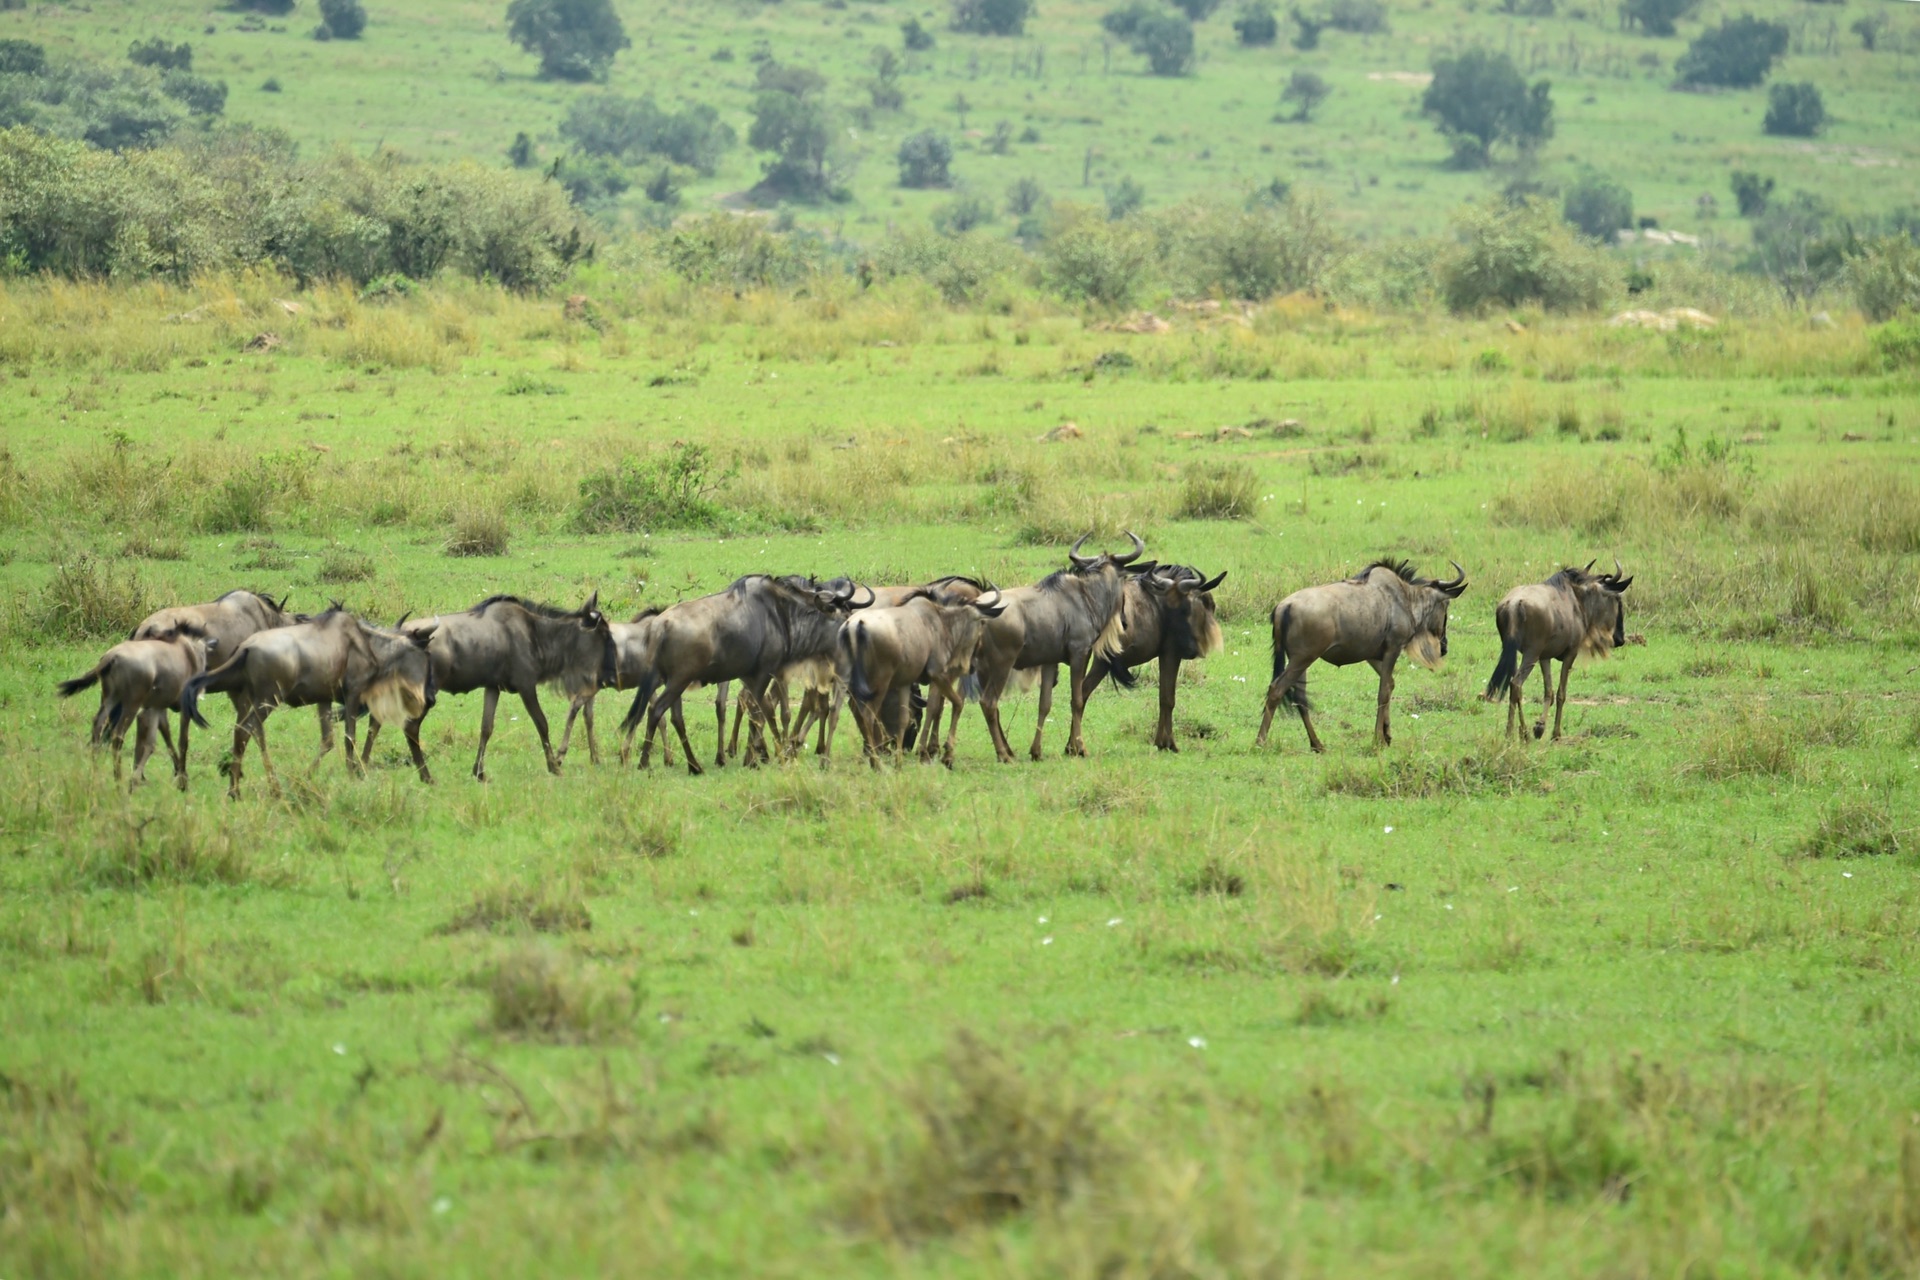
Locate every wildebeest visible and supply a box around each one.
[1256,559,1469,752]
[181,609,438,798]
[1484,561,1633,742]
[839,586,1006,767]
[381,595,616,781]
[1080,563,1227,752]
[620,575,872,774]
[57,624,218,788]
[554,608,667,767]
[132,589,292,655]
[971,532,1152,762]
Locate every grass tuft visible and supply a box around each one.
[445,505,510,558]
[1178,463,1259,520]
[1802,797,1905,859]
[27,553,153,643]
[486,945,639,1044]
[440,882,592,935]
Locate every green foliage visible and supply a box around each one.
[1675,17,1788,88]
[1621,0,1698,37]
[1422,49,1554,169]
[0,39,46,76]
[1130,13,1197,76]
[551,151,629,211]
[1763,82,1826,138]
[1179,463,1260,518]
[748,62,836,199]
[1731,170,1774,218]
[1007,176,1048,218]
[558,93,735,175]
[901,17,936,50]
[0,58,190,150]
[1171,0,1224,18]
[127,39,193,72]
[504,0,630,82]
[1327,0,1388,34]
[317,0,368,39]
[1850,236,1920,322]
[1851,13,1887,51]
[1101,1,1156,38]
[1042,204,1155,306]
[160,71,227,117]
[1289,6,1327,48]
[233,0,295,12]
[1233,2,1280,45]
[1562,170,1634,241]
[1281,69,1330,121]
[571,443,734,534]
[871,227,1020,303]
[1870,318,1920,368]
[26,553,153,642]
[950,0,1034,36]
[1438,197,1618,313]
[1747,191,1849,304]
[653,212,823,288]
[897,130,954,189]
[932,192,995,235]
[1161,191,1344,299]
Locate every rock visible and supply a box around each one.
[1113,311,1171,335]
[564,294,592,321]
[1505,319,1526,333]
[1040,422,1083,442]
[1667,307,1717,329]
[1214,426,1253,441]
[242,332,282,352]
[274,298,302,315]
[1809,311,1835,330]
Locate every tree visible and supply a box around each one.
[1106,175,1145,218]
[932,192,994,232]
[1851,14,1887,51]
[1101,2,1155,37]
[869,46,904,111]
[505,0,630,82]
[1327,0,1388,33]
[902,17,937,51]
[748,62,834,198]
[1422,49,1553,168]
[1674,17,1787,88]
[552,152,631,210]
[1171,0,1224,18]
[1621,0,1698,37]
[1731,170,1773,217]
[643,166,680,206]
[318,0,368,39]
[561,93,736,174]
[1439,197,1618,312]
[1280,69,1330,120]
[127,39,192,71]
[1763,82,1825,137]
[1748,190,1849,304]
[1131,13,1196,75]
[1562,170,1634,240]
[507,131,536,167]
[951,0,1034,36]
[1288,8,1327,50]
[1233,2,1280,45]
[161,71,227,116]
[0,39,46,76]
[1007,176,1048,216]
[898,130,954,188]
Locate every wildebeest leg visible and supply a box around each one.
[155,712,180,772]
[130,712,159,788]
[404,716,433,785]
[1064,653,1096,758]
[1369,654,1399,747]
[108,709,131,782]
[516,688,561,776]
[1256,654,1320,749]
[252,716,284,799]
[340,693,365,778]
[1154,655,1181,752]
[312,705,336,772]
[1029,665,1058,761]
[583,694,601,766]
[980,682,1017,765]
[169,711,190,790]
[359,719,380,766]
[669,692,703,775]
[1534,661,1553,741]
[917,687,947,763]
[1550,659,1577,741]
[473,687,502,781]
[558,697,583,764]
[713,681,729,769]
[726,686,747,763]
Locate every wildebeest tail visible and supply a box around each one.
[1108,663,1139,690]
[845,621,877,702]
[182,651,246,729]
[618,670,661,737]
[1485,602,1522,700]
[1271,604,1310,709]
[56,657,110,699]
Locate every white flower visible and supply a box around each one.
[823,1053,841,1066]
[1041,936,1054,946]
[1444,904,1454,911]
[1842,872,1853,878]
[1106,918,1123,927]
[332,1043,346,1055]
[1188,1036,1207,1049]
[1383,825,1394,834]
[1038,916,1048,924]
[432,1197,453,1216]
[1390,974,1400,985]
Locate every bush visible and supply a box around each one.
[1042,206,1155,307]
[1179,464,1260,518]
[1562,170,1634,241]
[160,71,227,117]
[871,228,1019,303]
[1423,49,1554,168]
[1105,176,1146,220]
[950,0,1033,35]
[27,554,153,643]
[1622,0,1697,36]
[0,39,46,76]
[1328,0,1388,32]
[446,506,510,557]
[1675,17,1787,88]
[571,444,733,534]
[1731,170,1773,218]
[1233,2,1280,44]
[1101,1,1156,36]
[488,945,638,1044]
[505,0,630,82]
[902,17,937,50]
[558,93,735,174]
[1870,319,1920,369]
[1763,82,1825,137]
[1281,69,1331,121]
[1162,191,1344,299]
[1170,0,1223,17]
[932,192,994,234]
[318,0,368,39]
[653,212,823,288]
[748,61,838,199]
[1130,13,1196,75]
[1850,237,1920,322]
[127,39,192,71]
[897,130,954,189]
[1438,197,1618,313]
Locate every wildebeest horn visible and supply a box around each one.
[1200,570,1227,591]
[975,588,1002,611]
[395,611,411,628]
[1584,559,1596,572]
[1116,530,1145,565]
[583,590,599,612]
[276,592,292,613]
[1068,531,1097,569]
[1443,560,1466,586]
[1613,557,1624,580]
[850,583,875,609]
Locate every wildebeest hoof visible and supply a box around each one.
[1533,724,1545,740]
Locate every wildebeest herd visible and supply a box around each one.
[55,533,1633,795]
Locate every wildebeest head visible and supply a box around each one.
[1141,565,1228,660]
[1375,559,1467,666]
[571,592,620,689]
[1561,560,1632,655]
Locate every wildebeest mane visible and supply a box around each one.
[468,594,591,620]
[1546,566,1601,588]
[1356,558,1419,584]
[628,605,665,623]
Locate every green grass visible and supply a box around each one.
[1,278,1918,1275]
[6,0,1919,245]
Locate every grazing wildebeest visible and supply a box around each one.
[618,575,870,774]
[839,587,1006,767]
[379,595,616,781]
[58,624,218,788]
[181,609,438,798]
[1484,561,1633,742]
[1256,559,1469,753]
[1080,563,1227,752]
[971,532,1153,763]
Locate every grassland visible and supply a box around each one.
[6,0,1919,245]
[0,272,1917,1275]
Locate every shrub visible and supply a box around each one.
[902,17,936,50]
[950,0,1033,36]
[1802,798,1904,859]
[1870,319,1920,369]
[1438,197,1618,313]
[1562,170,1634,241]
[161,71,228,117]
[1675,17,1787,88]
[198,452,315,534]
[1105,176,1146,220]
[1130,13,1196,76]
[897,130,954,189]
[1289,7,1327,48]
[1162,191,1344,299]
[748,61,837,199]
[1101,1,1156,36]
[932,192,994,234]
[655,212,822,288]
[571,443,732,534]
[318,0,368,39]
[0,39,46,76]
[1763,82,1825,137]
[127,39,192,71]
[1423,49,1554,168]
[446,506,510,557]
[1328,0,1388,33]
[558,93,735,174]
[316,547,374,584]
[1233,1,1280,44]
[1622,0,1697,36]
[1179,464,1260,518]
[1281,69,1331,121]
[1731,170,1773,218]
[1748,191,1848,304]
[551,151,630,209]
[872,228,1018,302]
[1007,176,1047,218]
[488,945,638,1043]
[26,554,153,642]
[1851,238,1920,322]
[505,0,630,82]
[1171,0,1223,17]
[441,882,591,934]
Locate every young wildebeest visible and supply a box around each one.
[181,609,437,798]
[552,607,676,769]
[971,532,1153,763]
[1080,563,1227,752]
[384,595,615,781]
[134,588,295,759]
[839,587,1006,767]
[1484,561,1633,742]
[1256,559,1469,753]
[619,575,870,774]
[58,624,217,788]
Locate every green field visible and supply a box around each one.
[6,0,1919,243]
[1,272,1918,1275]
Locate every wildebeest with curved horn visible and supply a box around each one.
[378,595,616,781]
[1484,560,1633,742]
[134,588,295,760]
[58,623,218,788]
[1256,559,1468,752]
[1080,563,1227,752]
[180,609,438,798]
[970,531,1154,762]
[839,585,1006,767]
[619,575,872,774]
